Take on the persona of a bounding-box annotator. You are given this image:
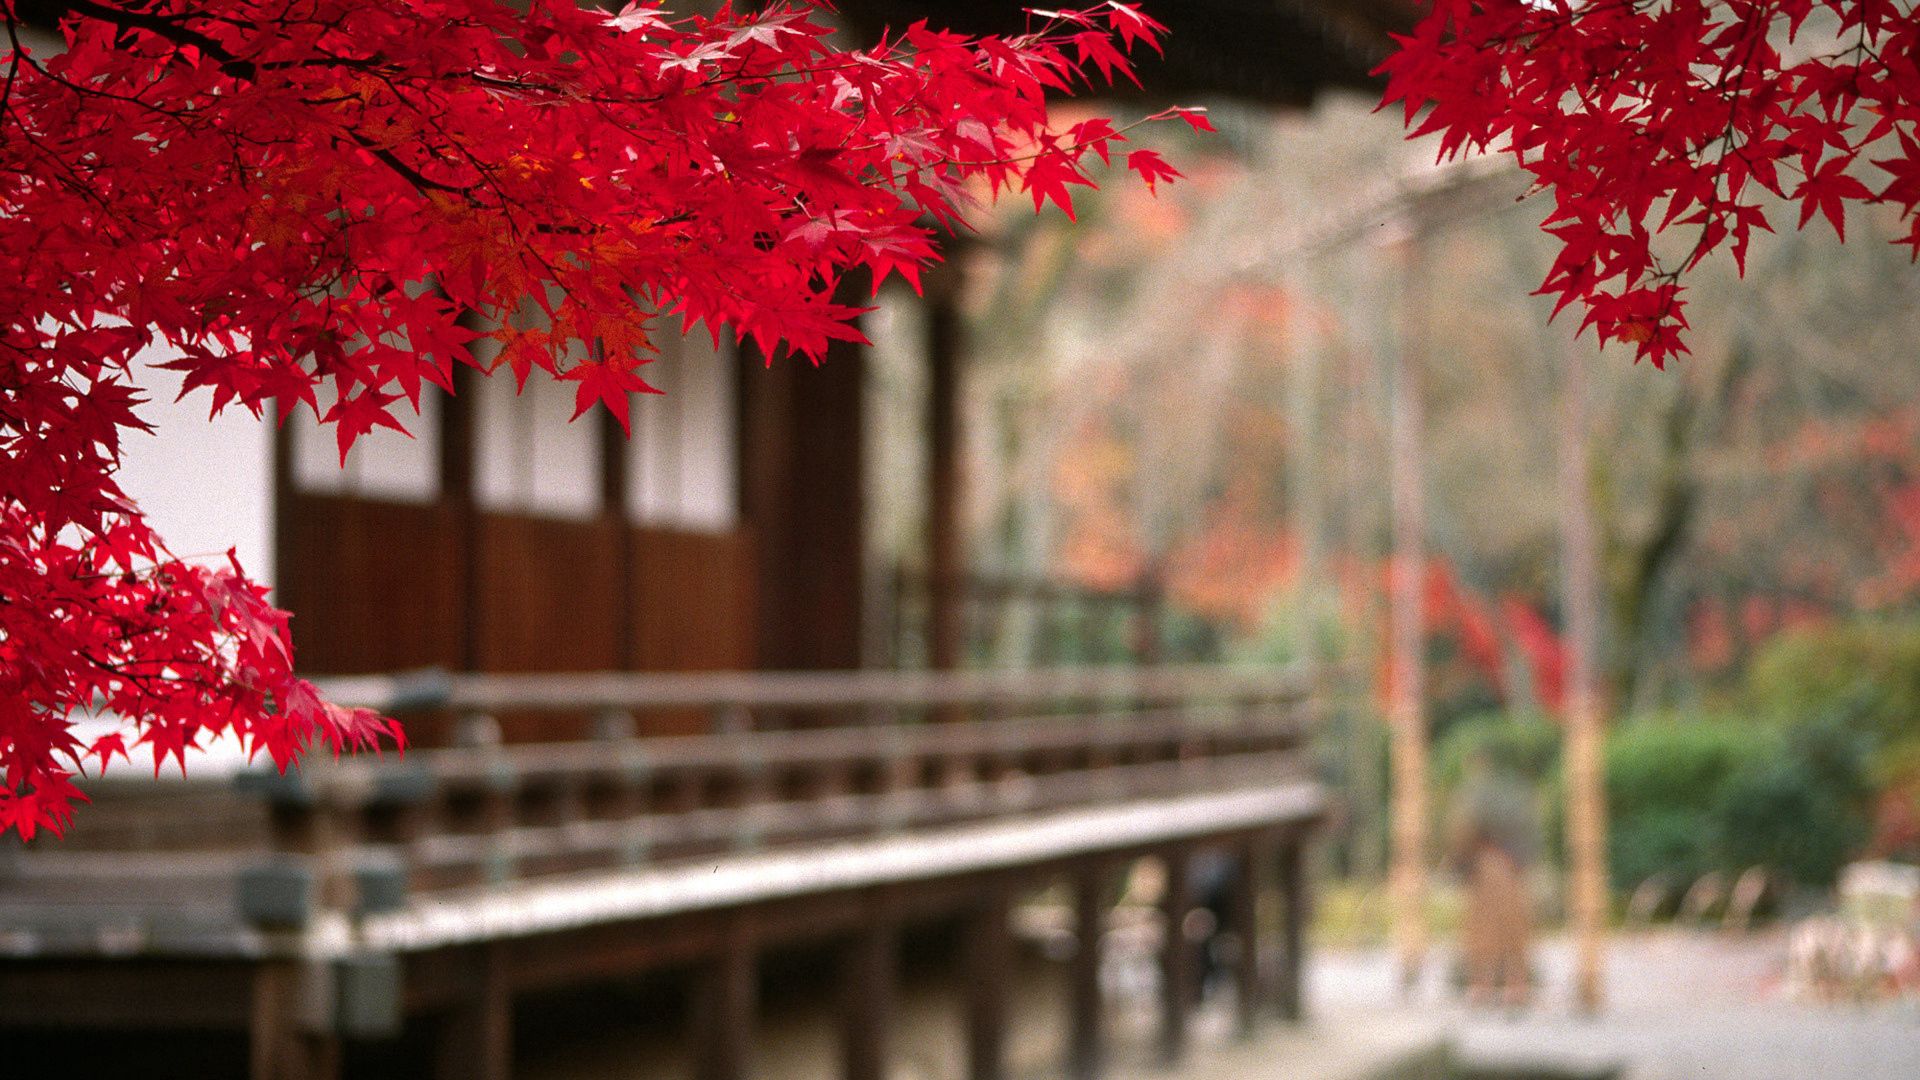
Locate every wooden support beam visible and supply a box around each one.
[434,943,512,1080]
[1066,862,1108,1080]
[249,962,339,1080]
[599,399,636,672]
[1230,840,1270,1038]
[839,900,898,1080]
[692,914,758,1080]
[738,274,868,673]
[443,352,480,673]
[961,886,1013,1080]
[925,280,964,675]
[0,961,255,1030]
[1275,841,1307,1023]
[1157,850,1196,1067]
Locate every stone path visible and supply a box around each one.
[521,929,1920,1080]
[1312,931,1920,1080]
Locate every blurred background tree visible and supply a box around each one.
[867,90,1920,909]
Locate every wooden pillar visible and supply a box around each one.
[270,404,298,653]
[249,962,339,1080]
[840,906,898,1080]
[739,273,869,672]
[434,943,512,1080]
[1157,850,1196,1066]
[1229,840,1270,1037]
[926,269,965,674]
[1274,840,1307,1023]
[443,337,480,674]
[244,777,348,1080]
[1066,863,1108,1080]
[599,394,636,671]
[1561,332,1609,1014]
[962,886,1014,1080]
[1387,233,1431,993]
[692,915,758,1080]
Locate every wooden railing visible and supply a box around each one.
[1,665,1325,1080]
[877,568,1226,667]
[4,665,1317,946]
[240,665,1314,924]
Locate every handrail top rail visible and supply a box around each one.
[310,663,1317,715]
[282,706,1309,789]
[251,700,1311,803]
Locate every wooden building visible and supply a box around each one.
[124,0,1412,735]
[274,329,867,683]
[2,6,1417,1080]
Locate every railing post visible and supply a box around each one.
[598,712,652,866]
[434,941,512,1080]
[729,731,773,853]
[875,723,916,835]
[1066,861,1109,1080]
[454,714,519,885]
[962,883,1013,1080]
[236,762,350,927]
[250,960,340,1080]
[692,911,758,1080]
[1157,848,1196,1067]
[839,893,898,1080]
[1230,838,1271,1038]
[712,703,753,735]
[236,763,349,1080]
[357,763,433,919]
[1275,837,1308,1023]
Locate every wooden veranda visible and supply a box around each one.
[1,665,1324,1080]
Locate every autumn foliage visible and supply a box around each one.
[0,0,1193,837]
[1381,0,1920,366]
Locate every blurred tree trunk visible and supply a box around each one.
[1389,236,1431,991]
[1560,333,1608,1014]
[1341,327,1390,883]
[1602,342,1748,710]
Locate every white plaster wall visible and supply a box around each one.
[289,384,440,503]
[628,333,738,531]
[115,350,276,587]
[475,365,601,519]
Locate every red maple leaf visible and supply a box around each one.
[1380,0,1920,363]
[1126,148,1182,194]
[0,0,1202,836]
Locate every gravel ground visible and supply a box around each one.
[1313,931,1920,1080]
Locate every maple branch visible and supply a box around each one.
[61,0,262,79]
[39,2,485,209]
[1,10,22,120]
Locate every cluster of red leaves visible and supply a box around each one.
[0,0,1197,837]
[1361,556,1566,714]
[1380,0,1920,366]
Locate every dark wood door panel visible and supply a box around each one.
[630,526,758,674]
[278,494,462,674]
[474,513,625,674]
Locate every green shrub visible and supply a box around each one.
[1422,700,1877,892]
[1613,807,1721,890]
[1743,620,1920,751]
[1434,711,1560,793]
[1713,756,1862,887]
[1603,718,1764,889]
[1601,714,1873,890]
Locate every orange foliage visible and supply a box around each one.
[1163,499,1299,628]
